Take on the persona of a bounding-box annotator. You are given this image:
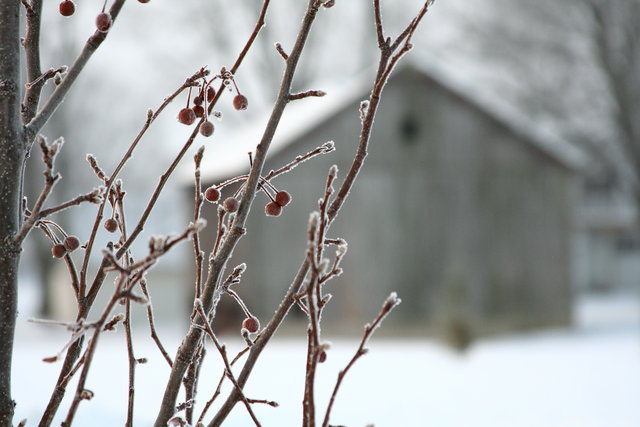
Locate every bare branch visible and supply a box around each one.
[289,89,326,101]
[321,293,401,427]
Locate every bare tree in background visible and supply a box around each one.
[451,0,639,196]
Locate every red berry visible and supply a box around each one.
[319,350,327,363]
[178,108,196,125]
[193,95,203,106]
[223,197,239,213]
[275,191,291,207]
[265,201,282,217]
[242,317,260,333]
[233,94,248,111]
[104,218,118,233]
[193,105,205,118]
[138,0,150,3]
[96,12,112,33]
[59,1,75,16]
[200,121,214,137]
[63,236,81,252]
[207,87,215,102]
[204,187,220,202]
[51,244,67,258]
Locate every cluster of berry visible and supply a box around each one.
[177,69,249,138]
[204,185,292,218]
[51,235,81,258]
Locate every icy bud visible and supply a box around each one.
[328,164,338,179]
[336,242,348,257]
[80,389,94,400]
[103,313,125,331]
[360,100,370,122]
[234,263,247,275]
[190,218,207,232]
[147,109,154,120]
[49,137,64,158]
[136,358,148,364]
[322,140,335,152]
[383,291,402,312]
[167,415,189,427]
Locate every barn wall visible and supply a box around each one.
[204,69,576,340]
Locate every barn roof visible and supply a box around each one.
[195,56,587,183]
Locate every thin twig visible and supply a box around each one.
[140,281,173,367]
[289,89,326,101]
[321,293,401,427]
[196,346,251,424]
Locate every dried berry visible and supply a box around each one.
[319,350,327,363]
[265,201,282,217]
[193,95,203,106]
[193,105,205,118]
[104,218,118,233]
[59,1,75,16]
[204,187,220,202]
[63,235,81,252]
[242,317,260,333]
[178,107,196,125]
[51,244,67,258]
[96,12,112,33]
[200,121,214,137]
[233,94,248,111]
[275,191,291,207]
[223,197,239,213]
[207,87,215,102]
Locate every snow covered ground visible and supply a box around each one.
[12,292,640,426]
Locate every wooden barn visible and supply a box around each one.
[195,60,586,346]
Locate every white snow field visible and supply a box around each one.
[12,292,640,427]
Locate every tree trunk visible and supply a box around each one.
[0,1,24,424]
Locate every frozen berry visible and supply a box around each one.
[96,12,112,33]
[104,218,118,233]
[193,95,203,106]
[51,244,67,258]
[200,121,214,137]
[242,317,260,333]
[275,191,291,207]
[265,201,282,217]
[138,0,150,3]
[193,105,205,118]
[207,87,215,102]
[233,94,248,111]
[319,350,327,363]
[223,197,239,213]
[63,235,81,252]
[204,187,220,202]
[178,108,196,125]
[59,1,75,16]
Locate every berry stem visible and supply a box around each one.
[226,289,253,319]
[186,86,192,108]
[101,0,108,13]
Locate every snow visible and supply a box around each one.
[11,292,640,426]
